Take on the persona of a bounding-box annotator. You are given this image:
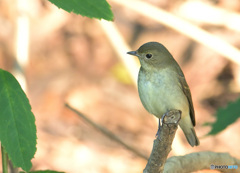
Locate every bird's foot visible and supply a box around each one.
[156,110,181,140]
[161,112,167,124]
[156,113,167,139]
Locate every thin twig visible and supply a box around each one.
[65,103,148,160]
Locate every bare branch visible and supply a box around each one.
[143,110,181,173]
[65,103,148,160]
[65,104,240,173]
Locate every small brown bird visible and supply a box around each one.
[127,42,199,147]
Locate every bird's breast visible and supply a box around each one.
[138,68,189,118]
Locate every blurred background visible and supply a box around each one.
[0,0,240,172]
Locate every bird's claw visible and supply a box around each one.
[156,112,167,139]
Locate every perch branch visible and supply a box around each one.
[143,110,181,173]
[65,103,148,160]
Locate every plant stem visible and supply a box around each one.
[1,144,8,173]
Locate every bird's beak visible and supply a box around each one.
[127,51,138,56]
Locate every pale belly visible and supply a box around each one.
[138,69,189,118]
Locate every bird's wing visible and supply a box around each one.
[177,67,196,126]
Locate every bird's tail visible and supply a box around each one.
[179,116,200,147]
[184,128,200,147]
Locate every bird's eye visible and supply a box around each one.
[146,54,152,59]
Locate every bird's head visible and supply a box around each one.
[127,42,173,70]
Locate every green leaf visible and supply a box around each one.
[20,170,65,173]
[206,97,240,135]
[0,69,37,171]
[48,0,114,21]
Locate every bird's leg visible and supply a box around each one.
[156,112,167,138]
[155,118,161,137]
[161,112,167,124]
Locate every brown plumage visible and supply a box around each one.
[128,42,199,147]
